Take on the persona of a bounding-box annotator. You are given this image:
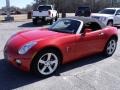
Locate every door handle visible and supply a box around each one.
[99,32,104,36]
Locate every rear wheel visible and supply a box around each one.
[55,16,58,21]
[103,38,117,56]
[33,18,38,25]
[49,19,53,25]
[107,20,113,26]
[31,49,61,77]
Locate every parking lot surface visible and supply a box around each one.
[0,21,120,90]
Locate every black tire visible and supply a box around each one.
[55,16,58,21]
[103,38,117,57]
[33,18,38,25]
[107,20,113,26]
[31,49,61,77]
[49,19,53,25]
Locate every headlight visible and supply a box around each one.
[99,17,107,21]
[18,41,37,55]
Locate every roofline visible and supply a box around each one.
[58,17,106,34]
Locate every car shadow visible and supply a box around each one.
[0,54,106,89]
[57,54,106,75]
[0,60,42,89]
[18,22,50,28]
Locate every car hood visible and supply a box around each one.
[18,29,71,41]
[91,13,113,17]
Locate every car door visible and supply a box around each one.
[75,22,106,58]
[114,10,120,24]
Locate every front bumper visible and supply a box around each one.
[4,43,34,72]
[100,20,108,25]
[4,52,32,72]
[32,16,52,20]
[3,33,40,72]
[91,16,108,25]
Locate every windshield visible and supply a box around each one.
[99,9,116,14]
[77,7,90,11]
[49,19,80,34]
[38,6,52,11]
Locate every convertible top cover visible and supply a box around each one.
[65,16,106,28]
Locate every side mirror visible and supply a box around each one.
[82,28,92,35]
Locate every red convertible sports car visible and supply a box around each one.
[4,17,118,76]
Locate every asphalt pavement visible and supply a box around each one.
[0,21,120,90]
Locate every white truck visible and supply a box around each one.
[32,5,58,25]
[91,8,120,26]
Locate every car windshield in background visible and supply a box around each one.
[78,7,89,11]
[49,19,80,34]
[75,6,91,17]
[99,9,116,14]
[38,6,52,11]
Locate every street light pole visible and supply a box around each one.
[5,0,14,21]
[6,0,10,18]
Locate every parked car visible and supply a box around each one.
[91,8,120,26]
[32,5,58,25]
[0,11,21,15]
[11,11,22,15]
[75,6,91,17]
[1,12,6,15]
[4,17,118,77]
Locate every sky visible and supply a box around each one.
[0,0,34,9]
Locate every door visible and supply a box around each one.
[75,22,106,59]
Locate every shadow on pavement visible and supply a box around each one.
[0,54,106,89]
[58,54,106,75]
[0,60,42,90]
[18,22,49,28]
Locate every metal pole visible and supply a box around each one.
[5,0,14,21]
[6,0,10,18]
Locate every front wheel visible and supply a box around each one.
[107,21,113,26]
[103,38,117,56]
[31,49,61,77]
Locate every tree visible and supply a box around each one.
[33,0,120,13]
[25,4,33,11]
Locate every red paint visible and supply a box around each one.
[4,26,118,72]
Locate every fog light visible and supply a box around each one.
[15,59,22,65]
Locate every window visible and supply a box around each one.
[49,19,80,33]
[81,22,102,33]
[38,6,52,11]
[116,10,120,15]
[99,9,116,15]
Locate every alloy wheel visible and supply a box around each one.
[37,53,59,75]
[106,39,116,55]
